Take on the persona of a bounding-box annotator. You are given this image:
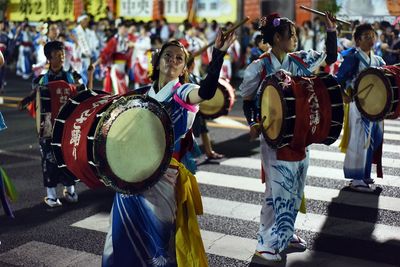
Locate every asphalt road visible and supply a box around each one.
[0,71,399,267]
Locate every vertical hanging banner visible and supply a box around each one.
[164,0,189,23]
[196,0,237,23]
[87,1,109,21]
[7,0,75,21]
[117,0,153,21]
[164,0,237,24]
[337,0,400,19]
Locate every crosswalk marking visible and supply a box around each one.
[0,241,101,267]
[384,125,400,133]
[196,171,400,212]
[309,150,400,168]
[71,213,398,267]
[201,197,400,243]
[221,157,400,188]
[315,140,400,154]
[384,119,400,126]
[212,116,400,141]
[224,115,400,128]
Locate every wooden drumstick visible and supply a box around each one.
[300,5,351,25]
[262,116,275,132]
[354,83,374,98]
[190,16,250,59]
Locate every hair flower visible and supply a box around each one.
[273,18,281,27]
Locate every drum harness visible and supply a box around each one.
[255,53,313,122]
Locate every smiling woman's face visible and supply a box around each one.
[158,45,186,81]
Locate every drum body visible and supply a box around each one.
[52,91,174,194]
[36,80,77,137]
[259,71,343,149]
[354,65,400,121]
[199,77,235,119]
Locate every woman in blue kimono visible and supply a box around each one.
[102,30,236,267]
[240,12,337,262]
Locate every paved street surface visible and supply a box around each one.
[0,74,399,266]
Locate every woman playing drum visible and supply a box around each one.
[239,12,337,261]
[102,30,236,267]
[336,23,386,193]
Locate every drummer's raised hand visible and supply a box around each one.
[249,124,261,141]
[214,29,236,52]
[86,60,96,90]
[324,11,337,30]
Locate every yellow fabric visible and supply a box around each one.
[339,102,350,153]
[171,158,208,267]
[0,167,17,202]
[147,51,153,78]
[113,59,127,64]
[299,194,306,214]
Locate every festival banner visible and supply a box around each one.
[87,1,110,21]
[196,0,237,23]
[7,0,75,21]
[337,0,400,17]
[116,0,153,22]
[164,0,237,24]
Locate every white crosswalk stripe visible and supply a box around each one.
[4,117,398,266]
[69,133,400,266]
[71,212,399,266]
[221,157,400,187]
[196,171,400,212]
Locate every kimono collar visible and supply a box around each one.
[270,51,290,72]
[148,78,180,102]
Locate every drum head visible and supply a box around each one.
[106,108,166,183]
[355,69,390,121]
[199,87,225,118]
[261,85,283,141]
[94,95,174,194]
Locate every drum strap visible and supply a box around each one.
[262,53,313,76]
[262,56,274,75]
[288,54,312,76]
[39,71,75,85]
[172,83,198,113]
[354,52,371,68]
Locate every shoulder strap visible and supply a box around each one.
[134,85,152,95]
[66,72,75,84]
[262,54,273,75]
[288,53,312,76]
[39,73,48,85]
[354,51,370,68]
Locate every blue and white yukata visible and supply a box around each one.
[336,48,385,181]
[102,80,201,267]
[240,49,326,253]
[16,30,33,80]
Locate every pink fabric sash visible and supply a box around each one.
[172,82,199,113]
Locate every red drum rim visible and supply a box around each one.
[51,90,109,180]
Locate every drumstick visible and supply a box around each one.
[190,16,250,59]
[354,83,374,98]
[300,5,351,25]
[262,116,274,132]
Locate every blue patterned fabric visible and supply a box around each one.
[0,112,6,131]
[258,142,309,253]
